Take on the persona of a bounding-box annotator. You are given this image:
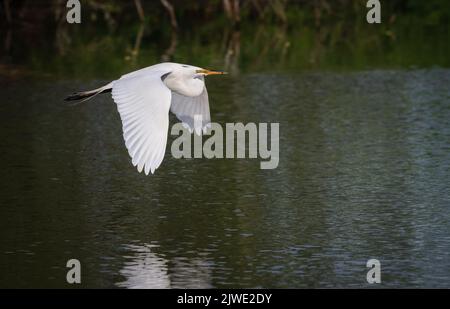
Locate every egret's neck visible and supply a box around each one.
[164,75,204,97]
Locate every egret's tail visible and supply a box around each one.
[65,82,114,103]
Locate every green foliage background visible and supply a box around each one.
[0,0,449,78]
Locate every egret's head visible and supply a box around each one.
[164,63,227,97]
[175,64,227,78]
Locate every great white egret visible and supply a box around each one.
[65,62,226,175]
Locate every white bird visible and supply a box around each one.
[65,62,226,175]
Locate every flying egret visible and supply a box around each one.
[65,62,227,175]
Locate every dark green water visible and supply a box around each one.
[0,69,449,288]
[1,0,450,290]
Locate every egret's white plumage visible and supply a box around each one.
[65,62,226,175]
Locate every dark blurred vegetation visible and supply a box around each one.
[0,0,449,79]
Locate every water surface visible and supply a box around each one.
[0,69,449,288]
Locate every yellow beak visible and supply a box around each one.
[196,69,228,76]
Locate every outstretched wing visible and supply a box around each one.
[170,78,211,135]
[111,71,172,175]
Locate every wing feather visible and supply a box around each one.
[111,71,172,175]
